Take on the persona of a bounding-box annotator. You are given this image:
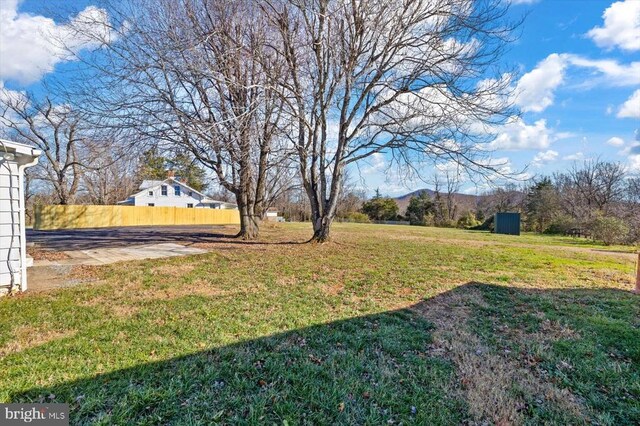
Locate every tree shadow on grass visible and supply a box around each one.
[8,283,640,425]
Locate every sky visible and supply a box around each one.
[1,0,639,196]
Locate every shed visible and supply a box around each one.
[494,212,520,236]
[265,207,280,222]
[0,140,41,294]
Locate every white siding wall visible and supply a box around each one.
[0,161,22,290]
[133,182,210,208]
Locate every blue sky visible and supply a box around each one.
[1,0,639,196]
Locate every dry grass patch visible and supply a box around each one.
[27,246,70,261]
[80,298,140,318]
[413,286,589,425]
[1,326,76,358]
[150,263,197,277]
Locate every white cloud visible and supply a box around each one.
[629,156,640,173]
[481,115,576,152]
[623,141,640,173]
[563,152,584,161]
[566,55,640,87]
[514,54,567,113]
[587,0,640,52]
[484,117,552,150]
[0,80,25,104]
[606,136,625,147]
[0,1,113,85]
[512,52,640,114]
[532,150,558,167]
[0,80,28,127]
[617,89,640,119]
[362,152,387,175]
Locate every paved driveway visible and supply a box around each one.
[27,225,232,251]
[25,226,233,291]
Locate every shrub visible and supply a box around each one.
[543,215,577,235]
[438,219,458,228]
[457,211,480,229]
[590,215,629,245]
[343,212,371,223]
[471,216,493,231]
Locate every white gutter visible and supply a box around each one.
[17,153,40,292]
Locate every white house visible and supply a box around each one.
[0,139,41,294]
[118,174,237,209]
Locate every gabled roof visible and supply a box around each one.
[139,180,165,190]
[121,177,237,207]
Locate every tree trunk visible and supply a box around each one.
[238,212,259,240]
[311,215,333,243]
[308,167,343,243]
[236,197,260,240]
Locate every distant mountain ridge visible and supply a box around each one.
[393,188,478,214]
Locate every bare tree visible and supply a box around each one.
[266,0,518,241]
[476,183,525,218]
[80,138,139,205]
[0,91,84,205]
[554,159,626,224]
[336,171,366,219]
[623,177,640,243]
[627,177,640,204]
[432,168,462,223]
[66,0,293,239]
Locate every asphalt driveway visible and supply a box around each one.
[27,225,234,251]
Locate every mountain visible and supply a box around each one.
[393,188,479,215]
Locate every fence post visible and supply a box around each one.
[635,252,640,294]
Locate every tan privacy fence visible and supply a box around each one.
[34,205,240,230]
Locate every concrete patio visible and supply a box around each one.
[33,243,209,266]
[23,226,234,291]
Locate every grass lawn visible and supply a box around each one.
[1,223,638,425]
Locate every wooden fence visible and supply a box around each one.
[34,205,240,230]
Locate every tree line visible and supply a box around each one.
[344,159,639,246]
[2,0,534,241]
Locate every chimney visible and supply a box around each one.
[166,170,175,179]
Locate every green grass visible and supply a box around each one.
[1,223,638,424]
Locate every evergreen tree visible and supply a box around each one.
[405,192,435,226]
[168,153,208,192]
[361,196,399,221]
[137,150,209,192]
[525,178,560,233]
[138,149,167,181]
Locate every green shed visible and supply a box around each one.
[494,212,520,236]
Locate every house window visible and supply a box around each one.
[174,185,181,196]
[187,203,193,208]
[148,203,155,207]
[161,185,167,196]
[148,190,153,196]
[188,190,193,196]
